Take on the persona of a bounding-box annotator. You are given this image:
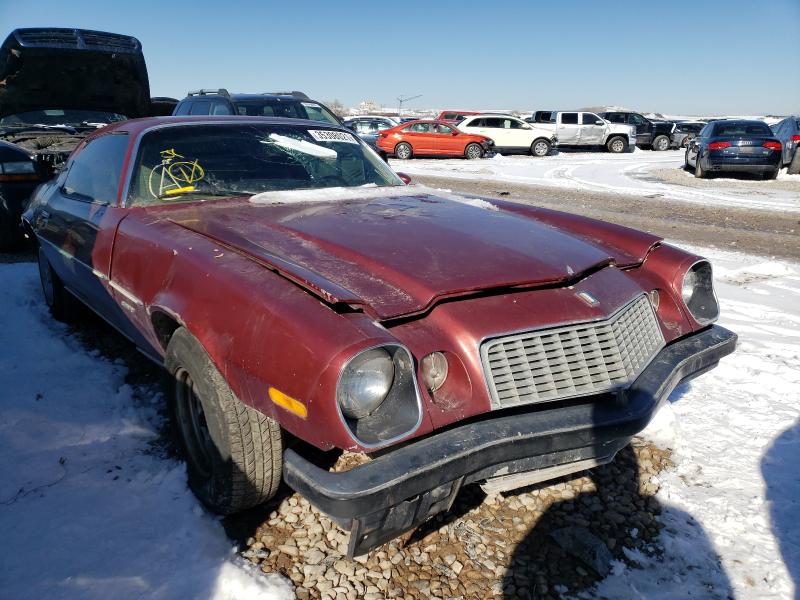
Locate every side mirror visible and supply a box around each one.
[595,120,604,126]
[522,124,532,130]
[396,172,412,185]
[452,131,459,136]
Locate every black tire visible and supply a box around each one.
[652,135,670,151]
[694,155,706,179]
[531,138,551,157]
[394,142,413,160]
[166,327,282,514]
[464,142,484,160]
[764,168,779,180]
[606,136,628,153]
[37,246,78,322]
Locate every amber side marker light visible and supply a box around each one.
[268,387,307,418]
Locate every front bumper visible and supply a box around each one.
[283,325,737,556]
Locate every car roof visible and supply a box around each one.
[87,115,345,138]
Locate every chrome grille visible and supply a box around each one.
[481,295,664,409]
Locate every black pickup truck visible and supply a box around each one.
[598,111,675,150]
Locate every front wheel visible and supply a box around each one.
[652,135,670,151]
[464,142,484,160]
[531,139,551,157]
[166,327,283,514]
[394,142,413,160]
[607,136,628,153]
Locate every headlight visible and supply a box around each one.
[0,161,36,173]
[681,260,719,324]
[337,348,394,419]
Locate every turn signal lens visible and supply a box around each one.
[647,290,660,311]
[708,141,731,150]
[421,352,449,393]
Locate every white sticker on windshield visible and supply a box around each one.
[308,130,358,144]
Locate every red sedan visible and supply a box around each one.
[24,116,736,557]
[377,119,493,159]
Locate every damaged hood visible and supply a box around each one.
[159,188,630,320]
[0,28,150,119]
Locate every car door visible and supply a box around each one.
[480,118,513,149]
[403,122,435,154]
[432,123,461,155]
[500,118,532,151]
[578,113,606,145]
[33,133,147,340]
[458,117,486,138]
[557,113,581,144]
[628,113,652,145]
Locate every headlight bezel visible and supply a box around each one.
[680,259,719,325]
[335,343,423,449]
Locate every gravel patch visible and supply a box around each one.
[241,441,673,599]
[649,165,800,193]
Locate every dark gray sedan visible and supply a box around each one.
[770,116,800,174]
[685,120,782,180]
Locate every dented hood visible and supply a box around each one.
[157,189,642,319]
[0,28,150,119]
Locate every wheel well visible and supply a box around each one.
[532,137,551,145]
[151,310,181,350]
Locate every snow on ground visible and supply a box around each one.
[0,263,293,600]
[391,151,800,213]
[1,241,798,600]
[591,244,800,599]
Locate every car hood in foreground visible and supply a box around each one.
[0,28,150,119]
[162,188,648,320]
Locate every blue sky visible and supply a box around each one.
[2,0,798,116]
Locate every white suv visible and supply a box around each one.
[457,115,556,156]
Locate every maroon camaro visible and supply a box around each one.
[23,116,736,556]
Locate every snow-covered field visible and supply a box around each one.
[390,150,800,213]
[1,243,798,599]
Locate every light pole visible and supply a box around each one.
[397,94,422,119]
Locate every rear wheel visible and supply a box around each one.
[607,136,627,153]
[395,142,413,160]
[464,143,484,159]
[37,246,78,322]
[764,168,779,180]
[694,155,707,178]
[531,139,551,157]
[652,135,670,151]
[166,327,283,514]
